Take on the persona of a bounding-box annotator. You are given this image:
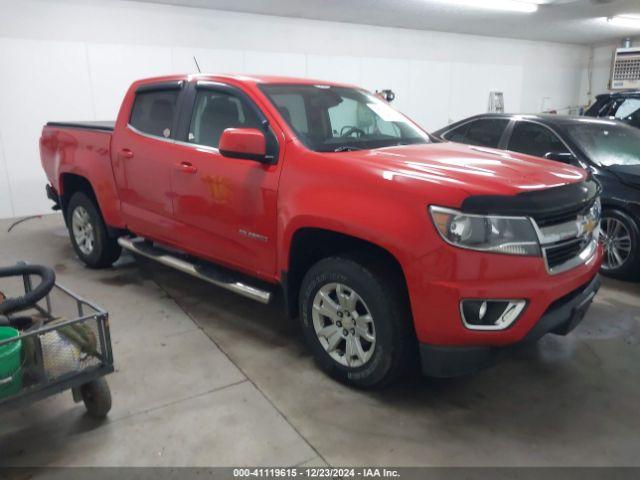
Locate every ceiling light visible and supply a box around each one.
[607,15,640,29]
[431,0,539,13]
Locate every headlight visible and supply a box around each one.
[429,206,541,256]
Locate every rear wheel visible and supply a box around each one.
[599,209,640,281]
[299,256,414,388]
[67,192,121,269]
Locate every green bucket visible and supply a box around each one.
[0,327,23,398]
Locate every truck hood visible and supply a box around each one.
[338,142,586,196]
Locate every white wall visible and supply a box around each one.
[0,0,590,219]
[590,44,616,98]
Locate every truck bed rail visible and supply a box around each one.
[46,121,115,132]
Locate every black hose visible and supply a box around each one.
[0,264,56,315]
[7,215,42,233]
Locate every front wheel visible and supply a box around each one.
[299,256,414,388]
[81,378,112,418]
[66,192,121,269]
[599,209,640,281]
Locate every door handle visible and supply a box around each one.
[119,148,134,160]
[177,162,197,174]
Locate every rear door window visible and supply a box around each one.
[444,118,509,148]
[129,89,180,138]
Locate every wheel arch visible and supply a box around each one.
[601,200,640,221]
[283,227,411,319]
[59,173,98,215]
[59,173,125,237]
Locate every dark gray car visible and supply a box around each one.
[433,114,640,281]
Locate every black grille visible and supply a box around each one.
[533,201,593,228]
[544,237,590,270]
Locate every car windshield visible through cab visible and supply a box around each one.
[259,84,430,152]
[566,120,640,167]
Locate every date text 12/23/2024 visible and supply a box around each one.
[234,468,400,478]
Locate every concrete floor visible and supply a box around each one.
[0,214,639,467]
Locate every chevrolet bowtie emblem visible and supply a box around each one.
[578,215,597,236]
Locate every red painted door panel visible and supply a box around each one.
[110,84,184,243]
[170,142,279,279]
[111,127,180,243]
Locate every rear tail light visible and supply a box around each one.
[460,299,526,331]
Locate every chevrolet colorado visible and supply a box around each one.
[41,74,603,387]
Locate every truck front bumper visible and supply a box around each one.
[419,273,601,377]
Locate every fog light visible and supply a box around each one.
[460,299,526,331]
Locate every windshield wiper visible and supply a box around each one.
[333,145,363,152]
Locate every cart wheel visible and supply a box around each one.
[80,378,112,418]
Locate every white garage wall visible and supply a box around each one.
[0,0,590,219]
[579,43,616,103]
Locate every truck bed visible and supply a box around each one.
[46,121,115,132]
[41,119,122,227]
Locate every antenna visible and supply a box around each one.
[193,56,202,73]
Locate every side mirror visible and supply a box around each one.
[544,151,576,164]
[219,128,267,162]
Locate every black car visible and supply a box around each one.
[433,114,640,280]
[584,91,640,129]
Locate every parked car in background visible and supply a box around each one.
[584,91,640,129]
[433,114,640,280]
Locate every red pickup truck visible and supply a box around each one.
[40,74,603,387]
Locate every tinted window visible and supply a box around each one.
[444,123,471,143]
[188,90,262,148]
[129,89,180,138]
[508,121,569,159]
[444,119,509,148]
[259,84,429,152]
[585,97,613,117]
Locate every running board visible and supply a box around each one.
[117,237,272,304]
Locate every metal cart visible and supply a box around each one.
[0,264,114,418]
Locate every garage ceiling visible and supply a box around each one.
[131,0,640,45]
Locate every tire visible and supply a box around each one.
[299,256,414,388]
[66,192,121,269]
[81,378,112,418]
[599,209,640,281]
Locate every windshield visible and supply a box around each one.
[259,84,430,152]
[565,120,640,167]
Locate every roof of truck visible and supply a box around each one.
[135,73,357,88]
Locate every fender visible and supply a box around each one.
[41,126,125,228]
[277,179,439,279]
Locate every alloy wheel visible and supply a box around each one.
[71,206,95,256]
[311,282,376,368]
[600,216,632,271]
